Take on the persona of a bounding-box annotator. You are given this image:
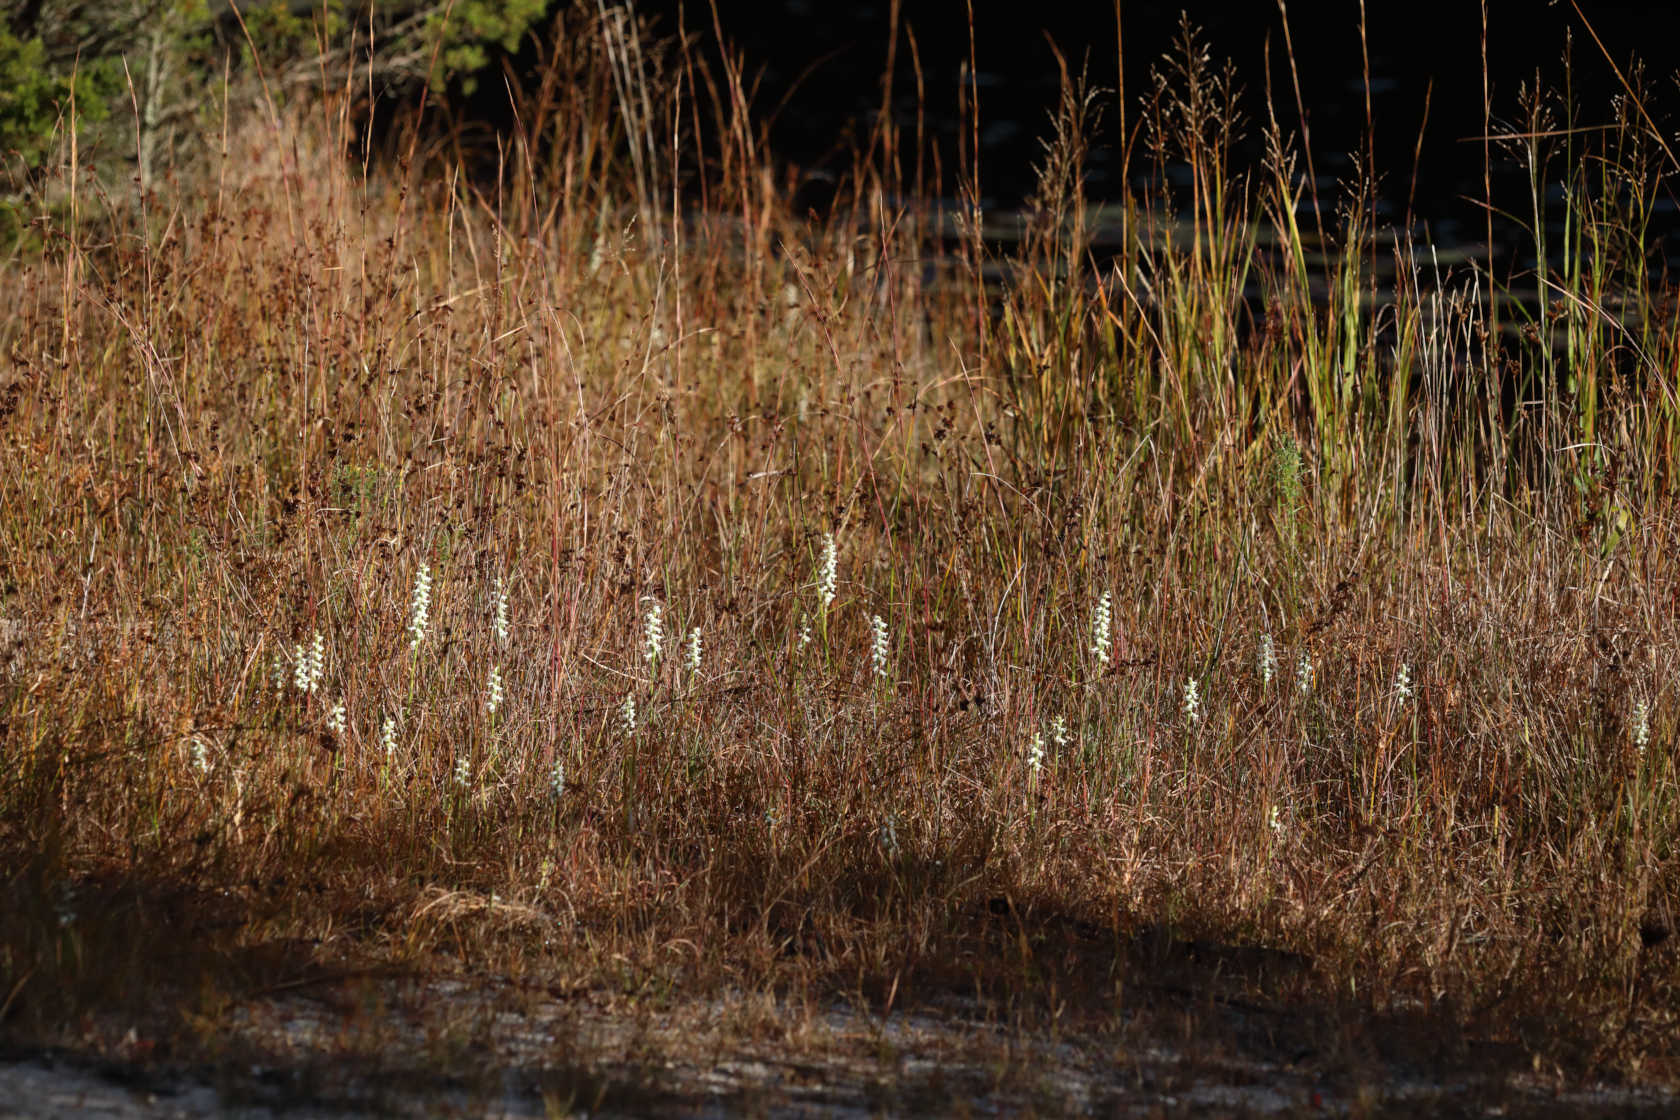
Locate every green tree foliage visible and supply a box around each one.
[427,0,548,94]
[0,0,548,213]
[0,24,120,169]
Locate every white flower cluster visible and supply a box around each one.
[486,664,505,716]
[817,533,838,611]
[1257,633,1276,685]
[1027,730,1046,776]
[1295,653,1314,697]
[380,714,399,758]
[1632,697,1651,753]
[879,813,899,856]
[686,627,703,673]
[493,576,510,647]
[409,563,433,649]
[620,693,637,735]
[1182,676,1201,723]
[1393,663,1413,704]
[292,631,325,694]
[643,599,664,667]
[1091,591,1112,669]
[870,614,890,679]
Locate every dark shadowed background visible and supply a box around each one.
[594,0,1679,240]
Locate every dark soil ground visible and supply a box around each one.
[6,933,1676,1118]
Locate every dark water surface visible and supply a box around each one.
[639,1,1680,228]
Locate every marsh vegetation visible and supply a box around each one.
[1,2,1677,1111]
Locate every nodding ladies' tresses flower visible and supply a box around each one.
[1050,715,1071,749]
[1027,730,1046,776]
[1257,633,1276,686]
[549,759,566,800]
[307,631,325,694]
[796,613,813,651]
[879,813,900,857]
[328,699,347,737]
[453,756,472,789]
[1295,652,1314,697]
[1632,697,1651,753]
[870,613,890,680]
[1393,663,1414,704]
[408,562,433,649]
[271,646,288,694]
[1090,590,1113,669]
[493,576,510,647]
[293,641,310,692]
[380,714,399,758]
[643,599,664,668]
[619,692,637,735]
[1182,676,1201,724]
[1268,804,1284,834]
[486,664,505,716]
[817,532,838,611]
[685,627,702,674]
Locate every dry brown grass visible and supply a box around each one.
[2,5,1678,1099]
